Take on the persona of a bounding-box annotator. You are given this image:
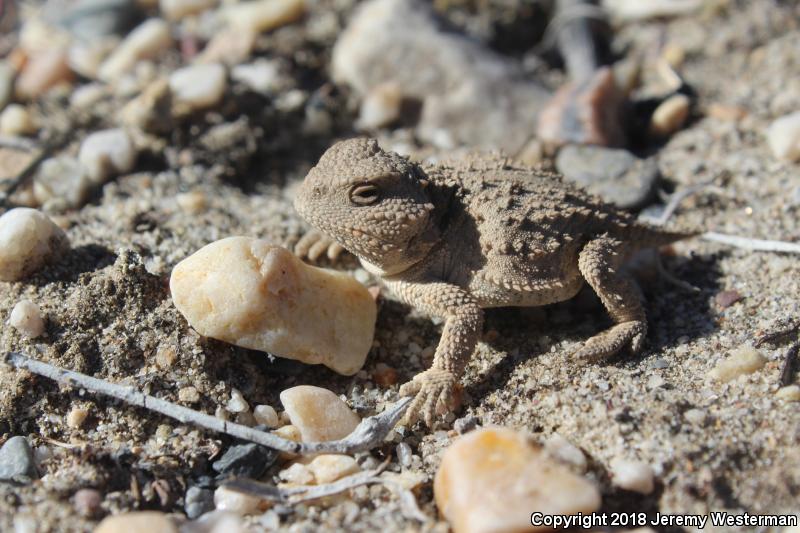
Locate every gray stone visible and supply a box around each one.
[47,0,142,40]
[0,436,38,483]
[211,443,277,478]
[555,145,659,209]
[184,486,215,519]
[331,0,550,154]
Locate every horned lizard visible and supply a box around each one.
[294,138,694,427]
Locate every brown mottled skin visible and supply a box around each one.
[294,138,693,427]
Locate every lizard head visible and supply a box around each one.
[294,138,438,275]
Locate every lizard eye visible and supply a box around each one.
[350,184,381,205]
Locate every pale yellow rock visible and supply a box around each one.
[0,104,37,136]
[94,511,177,533]
[160,0,217,20]
[650,94,690,137]
[98,19,172,82]
[213,485,266,514]
[0,208,69,281]
[66,406,89,428]
[308,454,360,484]
[273,424,301,441]
[434,427,601,533]
[609,457,655,494]
[776,385,800,402]
[278,462,315,485]
[280,385,361,442]
[709,346,767,382]
[170,237,376,375]
[7,299,45,338]
[253,404,279,427]
[169,63,227,111]
[222,0,305,34]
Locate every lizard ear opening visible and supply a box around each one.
[350,183,381,205]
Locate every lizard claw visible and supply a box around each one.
[399,369,458,427]
[295,231,345,262]
[574,320,646,363]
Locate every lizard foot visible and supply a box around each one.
[294,231,345,262]
[574,320,646,363]
[399,369,458,427]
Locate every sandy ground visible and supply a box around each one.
[0,0,799,531]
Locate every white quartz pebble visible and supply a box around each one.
[169,63,227,111]
[8,300,45,338]
[222,0,305,34]
[767,111,800,162]
[0,208,69,281]
[280,385,361,442]
[170,237,376,375]
[253,405,279,427]
[0,104,37,136]
[213,486,264,514]
[609,457,655,494]
[79,128,137,185]
[98,19,172,82]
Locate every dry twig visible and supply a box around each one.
[4,351,411,455]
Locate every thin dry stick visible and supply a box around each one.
[4,351,411,455]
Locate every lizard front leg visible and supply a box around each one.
[389,279,484,427]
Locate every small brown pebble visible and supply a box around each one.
[15,49,73,100]
[707,103,747,121]
[372,363,398,387]
[650,94,690,138]
[73,488,102,518]
[715,290,743,309]
[155,345,177,368]
[66,406,89,429]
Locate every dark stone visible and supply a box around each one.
[212,443,277,478]
[453,415,479,435]
[555,144,659,209]
[0,436,38,483]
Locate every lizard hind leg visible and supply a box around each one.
[575,237,647,362]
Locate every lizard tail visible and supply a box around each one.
[629,223,700,250]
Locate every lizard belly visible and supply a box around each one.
[468,260,585,308]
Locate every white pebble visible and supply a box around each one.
[178,386,200,403]
[776,385,800,402]
[280,385,360,442]
[708,346,767,382]
[308,454,360,484]
[169,63,227,111]
[160,0,217,20]
[78,128,137,185]
[222,0,305,34]
[650,94,690,137]
[231,60,283,94]
[0,208,69,281]
[544,433,587,472]
[70,84,107,109]
[226,388,249,413]
[278,462,314,485]
[253,405,279,427]
[767,111,800,162]
[683,408,706,425]
[610,457,655,494]
[8,300,45,338]
[213,486,263,514]
[0,104,37,136]
[357,83,403,130]
[98,19,172,82]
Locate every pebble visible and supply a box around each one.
[7,300,45,338]
[434,428,601,533]
[226,388,249,413]
[213,485,265,514]
[15,49,73,100]
[33,156,93,211]
[0,62,14,111]
[453,415,479,435]
[650,94,691,138]
[555,145,658,209]
[178,386,200,403]
[184,510,249,533]
[396,442,413,468]
[170,237,377,375]
[67,40,115,80]
[212,443,277,478]
[280,385,361,442]
[708,346,767,382]
[356,83,403,130]
[602,0,703,20]
[278,462,315,485]
[372,363,398,387]
[197,28,256,66]
[766,111,800,162]
[169,63,227,112]
[230,60,284,94]
[715,289,743,309]
[0,104,36,136]
[184,486,215,519]
[78,128,137,185]
[544,433,587,472]
[222,0,305,34]
[683,408,706,425]
[273,424,301,442]
[54,0,141,40]
[73,488,102,518]
[609,457,655,494]
[176,190,208,214]
[776,385,800,402]
[253,405,279,427]
[66,406,89,428]
[0,436,38,482]
[160,0,216,20]
[308,454,360,484]
[95,511,177,533]
[70,83,107,109]
[98,18,172,82]
[0,208,69,282]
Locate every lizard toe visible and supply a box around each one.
[575,320,646,363]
